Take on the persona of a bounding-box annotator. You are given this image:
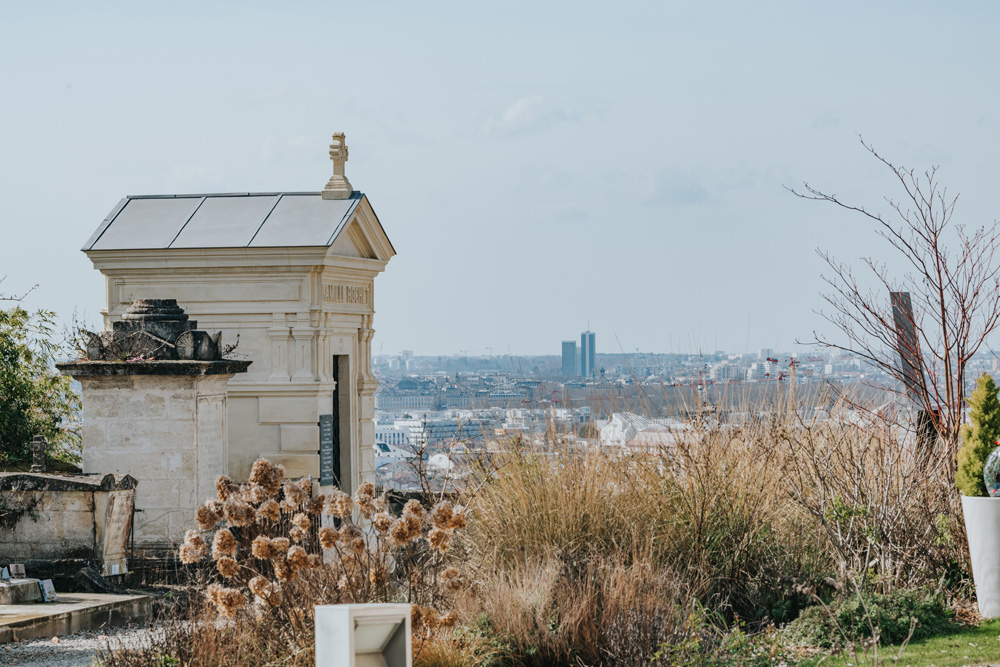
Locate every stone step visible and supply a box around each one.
[0,580,42,605]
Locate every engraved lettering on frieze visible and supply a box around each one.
[324,284,369,305]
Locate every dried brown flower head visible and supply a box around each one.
[372,512,393,534]
[326,490,354,518]
[273,558,295,582]
[427,527,450,553]
[357,481,375,498]
[256,499,280,523]
[429,501,454,529]
[292,513,312,531]
[247,484,270,504]
[251,535,276,560]
[206,499,224,514]
[348,537,366,556]
[212,529,238,559]
[389,516,422,547]
[184,530,207,553]
[297,477,313,496]
[196,505,220,531]
[356,494,376,519]
[448,509,467,531]
[249,458,283,495]
[318,526,339,550]
[215,475,239,502]
[248,575,278,606]
[340,524,362,542]
[410,604,423,630]
[282,480,308,509]
[207,584,243,618]
[289,526,308,543]
[271,537,290,557]
[374,493,389,512]
[402,499,427,524]
[179,543,202,564]
[223,499,256,527]
[307,554,323,569]
[287,545,309,570]
[217,556,240,578]
[305,494,326,515]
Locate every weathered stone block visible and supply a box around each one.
[280,424,319,452]
[259,397,320,424]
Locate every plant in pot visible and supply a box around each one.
[958,372,1000,617]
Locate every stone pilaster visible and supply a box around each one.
[268,314,291,382]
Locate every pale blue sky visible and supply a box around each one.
[3,1,999,356]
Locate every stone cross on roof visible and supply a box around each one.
[322,132,353,200]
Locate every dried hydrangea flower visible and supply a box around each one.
[223,499,255,527]
[374,493,389,512]
[215,475,239,502]
[410,605,423,630]
[287,545,309,570]
[256,499,280,523]
[184,530,207,553]
[207,584,243,618]
[251,536,276,560]
[372,512,393,534]
[292,513,312,531]
[307,554,323,569]
[273,559,295,582]
[212,529,238,559]
[217,556,239,578]
[326,490,353,518]
[448,509,467,531]
[348,538,366,556]
[196,505,220,531]
[282,481,308,509]
[249,458,283,496]
[179,543,202,564]
[289,526,307,543]
[340,524,362,542]
[427,527,450,553]
[207,499,224,515]
[430,501,454,529]
[271,537,290,557]
[402,499,426,524]
[305,494,326,515]
[318,526,339,550]
[247,484,270,504]
[297,477,313,495]
[389,517,417,547]
[369,565,387,587]
[356,494,376,518]
[248,575,272,599]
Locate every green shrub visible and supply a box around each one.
[957,373,1000,497]
[781,589,955,648]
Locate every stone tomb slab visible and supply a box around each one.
[0,580,43,605]
[0,593,151,643]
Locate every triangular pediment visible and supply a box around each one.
[325,195,395,263]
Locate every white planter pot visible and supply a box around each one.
[962,495,1000,618]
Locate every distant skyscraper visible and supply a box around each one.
[581,331,596,378]
[562,341,578,376]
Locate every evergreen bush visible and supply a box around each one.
[956,372,1000,497]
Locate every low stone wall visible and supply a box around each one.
[0,473,136,564]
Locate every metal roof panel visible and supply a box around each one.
[170,195,281,248]
[90,197,204,250]
[249,193,361,247]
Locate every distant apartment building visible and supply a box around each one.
[562,341,578,376]
[581,331,596,378]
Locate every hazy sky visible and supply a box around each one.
[3,1,999,356]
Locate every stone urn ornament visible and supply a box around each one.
[957,373,1000,618]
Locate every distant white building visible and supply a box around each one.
[372,442,414,469]
[599,412,690,450]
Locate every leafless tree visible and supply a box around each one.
[789,138,1000,469]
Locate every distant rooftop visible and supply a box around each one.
[83,191,376,251]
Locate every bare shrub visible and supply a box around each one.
[102,457,468,667]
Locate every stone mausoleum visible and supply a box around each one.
[67,134,394,543]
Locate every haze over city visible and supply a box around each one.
[4,1,1000,355]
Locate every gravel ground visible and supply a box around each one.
[0,626,152,667]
